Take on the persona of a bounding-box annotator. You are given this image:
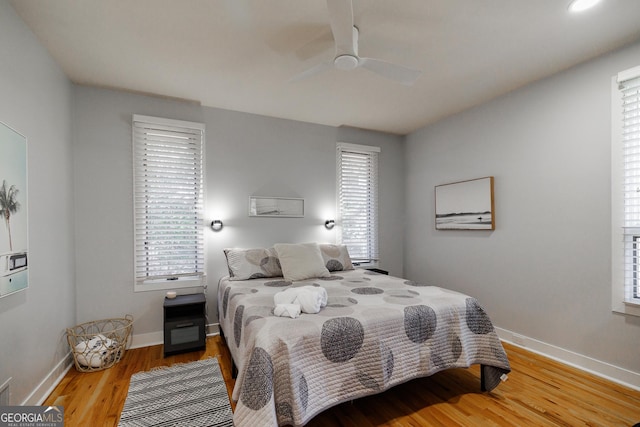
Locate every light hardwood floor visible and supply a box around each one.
[44,335,640,426]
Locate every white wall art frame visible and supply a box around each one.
[249,196,304,218]
[435,176,495,230]
[0,121,28,297]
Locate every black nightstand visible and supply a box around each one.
[365,268,389,275]
[163,293,206,357]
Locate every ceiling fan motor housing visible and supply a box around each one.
[334,54,359,70]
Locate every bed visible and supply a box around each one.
[218,243,511,427]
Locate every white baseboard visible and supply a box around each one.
[129,330,163,349]
[129,323,220,350]
[24,352,74,406]
[207,323,220,336]
[495,326,640,391]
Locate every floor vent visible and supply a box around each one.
[0,378,11,405]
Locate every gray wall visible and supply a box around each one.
[405,39,640,376]
[0,0,75,404]
[71,86,405,342]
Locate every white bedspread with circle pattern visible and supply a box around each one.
[218,269,510,427]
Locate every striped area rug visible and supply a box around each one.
[118,358,233,427]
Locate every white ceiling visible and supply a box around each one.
[10,0,640,135]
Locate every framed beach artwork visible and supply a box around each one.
[435,177,495,230]
[249,196,304,218]
[0,121,28,297]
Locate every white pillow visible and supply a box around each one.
[273,243,331,281]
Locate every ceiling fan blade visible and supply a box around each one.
[293,29,334,61]
[326,0,356,56]
[289,61,333,83]
[359,57,422,86]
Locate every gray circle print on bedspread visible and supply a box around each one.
[240,347,274,410]
[465,298,494,335]
[320,316,365,363]
[404,305,437,343]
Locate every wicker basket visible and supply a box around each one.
[66,315,133,372]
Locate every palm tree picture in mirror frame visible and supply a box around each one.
[0,121,28,298]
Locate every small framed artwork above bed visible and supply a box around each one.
[249,196,304,218]
[435,176,495,230]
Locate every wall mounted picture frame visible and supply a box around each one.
[0,121,29,298]
[249,196,304,218]
[435,176,495,230]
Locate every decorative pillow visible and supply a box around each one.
[223,247,282,280]
[319,244,354,272]
[273,242,331,281]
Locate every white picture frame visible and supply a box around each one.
[0,121,29,297]
[249,197,304,218]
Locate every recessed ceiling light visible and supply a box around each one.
[568,0,602,12]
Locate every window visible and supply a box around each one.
[612,66,640,315]
[337,143,380,265]
[133,115,205,292]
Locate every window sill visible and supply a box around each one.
[134,276,206,293]
[613,300,640,317]
[354,262,379,269]
[363,268,389,275]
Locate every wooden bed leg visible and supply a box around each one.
[480,364,487,392]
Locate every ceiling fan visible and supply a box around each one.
[291,0,422,86]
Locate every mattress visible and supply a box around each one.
[218,269,510,427]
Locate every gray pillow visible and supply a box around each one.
[223,247,282,280]
[319,244,354,272]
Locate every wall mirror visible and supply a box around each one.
[249,197,304,217]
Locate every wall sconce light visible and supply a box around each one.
[325,220,335,230]
[568,0,601,12]
[211,220,223,231]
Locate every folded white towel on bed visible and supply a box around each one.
[274,285,328,314]
[274,304,302,319]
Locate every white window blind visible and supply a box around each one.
[337,143,380,264]
[133,115,205,291]
[620,67,640,304]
